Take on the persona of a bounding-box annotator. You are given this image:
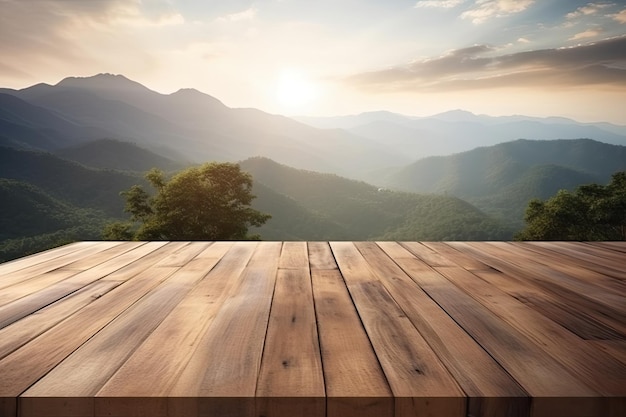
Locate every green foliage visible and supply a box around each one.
[55,139,182,172]
[106,162,271,240]
[0,146,143,217]
[382,196,511,241]
[386,139,626,229]
[0,226,103,263]
[516,171,626,241]
[241,157,512,240]
[248,182,351,240]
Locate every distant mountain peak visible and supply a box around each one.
[431,109,479,122]
[56,73,151,92]
[173,87,201,94]
[169,87,226,108]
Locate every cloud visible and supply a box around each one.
[461,0,535,24]
[216,7,257,22]
[611,9,626,23]
[345,35,626,92]
[566,3,612,20]
[569,29,603,40]
[414,0,465,8]
[0,0,181,53]
[0,0,177,84]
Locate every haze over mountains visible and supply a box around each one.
[0,74,407,179]
[1,73,625,261]
[2,73,626,182]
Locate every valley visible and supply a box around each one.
[1,74,625,261]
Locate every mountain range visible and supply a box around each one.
[1,73,625,260]
[382,138,626,228]
[3,73,626,182]
[0,144,511,261]
[0,74,407,180]
[297,109,626,168]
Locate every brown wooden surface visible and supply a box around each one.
[0,241,624,417]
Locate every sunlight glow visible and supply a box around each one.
[275,69,319,111]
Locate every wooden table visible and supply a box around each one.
[0,241,624,417]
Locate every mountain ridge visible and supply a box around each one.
[1,73,409,180]
[384,138,626,227]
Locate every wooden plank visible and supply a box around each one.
[508,242,626,291]
[485,242,625,312]
[431,264,626,397]
[449,242,626,337]
[310,242,391,417]
[523,241,626,279]
[278,241,308,269]
[168,242,281,417]
[311,269,393,417]
[588,242,626,253]
[308,241,338,270]
[371,242,530,417]
[20,243,213,416]
[256,266,325,417]
[474,268,624,340]
[389,245,601,417]
[0,242,94,275]
[489,242,626,330]
[0,242,146,307]
[0,241,124,290]
[95,242,253,400]
[529,241,626,276]
[0,280,122,361]
[420,241,491,271]
[398,241,457,267]
[99,242,188,282]
[588,340,626,365]
[0,243,187,407]
[330,242,466,417]
[0,242,167,330]
[570,241,626,262]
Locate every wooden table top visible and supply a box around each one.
[0,241,624,417]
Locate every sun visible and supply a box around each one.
[275,69,319,111]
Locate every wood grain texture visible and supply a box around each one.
[169,242,280,417]
[0,242,91,276]
[448,242,626,337]
[432,264,626,397]
[97,242,240,399]
[0,241,623,417]
[330,242,466,417]
[371,242,530,417]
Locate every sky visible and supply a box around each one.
[1,0,626,124]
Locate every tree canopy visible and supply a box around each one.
[103,162,270,240]
[516,171,626,241]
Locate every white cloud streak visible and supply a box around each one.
[414,0,465,8]
[569,29,603,40]
[216,7,257,22]
[611,9,626,23]
[461,0,535,24]
[566,3,613,20]
[346,36,626,91]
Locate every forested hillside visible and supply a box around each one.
[242,157,511,241]
[0,149,512,261]
[0,147,143,216]
[385,139,626,228]
[0,147,144,261]
[2,74,625,262]
[55,138,184,172]
[0,179,109,261]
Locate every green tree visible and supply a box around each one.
[103,163,270,240]
[516,171,626,241]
